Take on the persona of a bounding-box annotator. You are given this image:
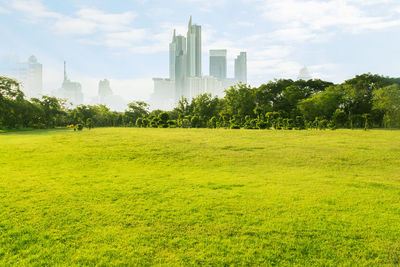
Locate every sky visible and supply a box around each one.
[1,0,400,103]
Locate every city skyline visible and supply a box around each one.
[151,16,247,109]
[1,0,400,105]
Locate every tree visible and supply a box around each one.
[373,84,400,128]
[192,94,219,123]
[158,112,169,128]
[136,117,143,127]
[86,118,94,129]
[332,109,347,128]
[298,85,343,122]
[191,115,201,128]
[223,84,256,120]
[362,113,371,130]
[208,116,217,128]
[124,101,150,126]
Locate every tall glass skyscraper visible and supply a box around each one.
[210,49,227,79]
[235,52,247,83]
[186,16,202,78]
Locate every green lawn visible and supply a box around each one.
[1,128,400,265]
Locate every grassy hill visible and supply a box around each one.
[1,128,400,265]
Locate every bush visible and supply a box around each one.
[230,124,241,129]
[332,109,347,128]
[191,116,201,128]
[167,120,176,128]
[256,120,268,130]
[208,116,217,128]
[136,117,143,127]
[86,118,94,129]
[318,119,328,130]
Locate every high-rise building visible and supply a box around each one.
[210,50,227,79]
[97,79,126,111]
[54,61,83,106]
[235,52,247,83]
[18,55,43,98]
[151,16,247,109]
[98,79,113,100]
[186,16,202,78]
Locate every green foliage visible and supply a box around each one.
[223,83,256,118]
[86,118,94,129]
[208,116,217,128]
[191,115,201,128]
[1,74,400,130]
[136,117,143,128]
[298,85,343,122]
[332,109,347,128]
[373,84,400,128]
[256,120,268,130]
[158,112,169,128]
[125,101,150,126]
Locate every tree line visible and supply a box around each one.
[1,73,400,130]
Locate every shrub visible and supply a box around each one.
[208,116,217,128]
[86,118,94,130]
[167,120,176,128]
[256,120,268,130]
[136,117,143,127]
[191,116,201,128]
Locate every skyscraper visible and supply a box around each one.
[235,52,247,83]
[54,61,83,105]
[210,50,227,79]
[169,30,177,81]
[186,16,202,78]
[18,55,43,98]
[174,35,187,99]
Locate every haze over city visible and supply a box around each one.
[1,0,400,109]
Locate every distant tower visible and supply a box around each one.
[18,55,43,98]
[169,30,177,80]
[234,52,247,83]
[64,61,68,81]
[98,79,113,100]
[209,50,227,79]
[186,16,202,77]
[57,61,84,105]
[298,66,312,80]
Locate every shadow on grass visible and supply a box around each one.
[0,128,71,135]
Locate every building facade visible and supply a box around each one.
[186,16,202,78]
[18,55,43,98]
[209,49,227,79]
[235,52,247,83]
[54,61,84,106]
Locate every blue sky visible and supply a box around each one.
[1,0,400,102]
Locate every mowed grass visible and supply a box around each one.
[1,128,400,265]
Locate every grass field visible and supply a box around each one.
[1,128,400,265]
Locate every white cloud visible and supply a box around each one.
[10,0,137,35]
[250,0,400,43]
[10,0,61,20]
[53,18,97,35]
